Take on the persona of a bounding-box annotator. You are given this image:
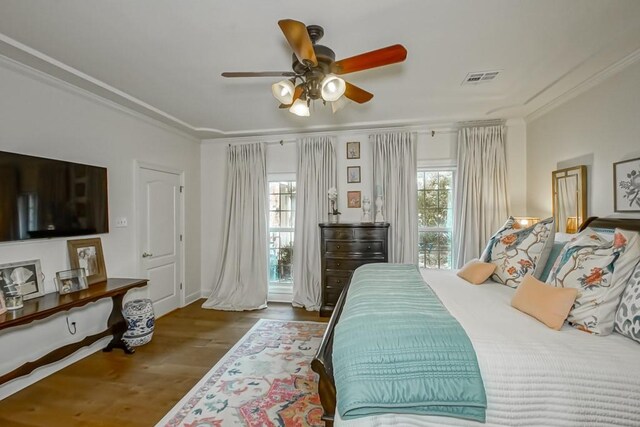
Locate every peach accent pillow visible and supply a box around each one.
[457,259,496,285]
[511,274,578,330]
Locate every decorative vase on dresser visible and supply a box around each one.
[318,222,390,317]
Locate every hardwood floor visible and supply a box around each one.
[0,300,327,427]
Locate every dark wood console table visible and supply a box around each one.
[0,278,148,386]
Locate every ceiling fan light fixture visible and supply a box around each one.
[271,79,295,104]
[320,74,346,102]
[289,98,310,117]
[331,96,350,114]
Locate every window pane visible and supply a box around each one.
[416,170,455,269]
[439,172,453,189]
[269,182,279,194]
[268,179,296,285]
[424,172,438,189]
[269,194,279,210]
[281,194,294,211]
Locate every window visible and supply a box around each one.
[417,170,454,269]
[268,180,296,294]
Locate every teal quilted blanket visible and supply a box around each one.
[333,264,487,422]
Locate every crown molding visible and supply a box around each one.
[0,33,205,142]
[526,47,640,123]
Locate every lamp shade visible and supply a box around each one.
[271,79,295,104]
[320,74,346,102]
[289,98,310,117]
[514,216,540,228]
[331,95,350,113]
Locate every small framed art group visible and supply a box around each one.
[345,141,364,213]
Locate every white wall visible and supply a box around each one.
[527,60,640,219]
[200,122,526,295]
[0,58,201,398]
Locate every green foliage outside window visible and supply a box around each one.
[417,171,453,269]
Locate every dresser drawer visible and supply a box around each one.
[326,240,383,254]
[323,228,354,240]
[324,274,350,288]
[324,285,344,304]
[325,257,385,271]
[353,228,387,240]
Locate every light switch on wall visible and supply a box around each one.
[115,217,128,227]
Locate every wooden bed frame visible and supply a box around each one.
[311,216,640,426]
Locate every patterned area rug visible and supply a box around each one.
[156,319,326,427]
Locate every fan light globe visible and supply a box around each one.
[271,80,295,104]
[320,75,346,102]
[289,98,310,117]
[331,96,350,113]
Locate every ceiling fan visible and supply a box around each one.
[221,19,407,116]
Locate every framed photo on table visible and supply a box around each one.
[0,259,44,301]
[67,238,107,285]
[614,157,640,212]
[55,268,89,295]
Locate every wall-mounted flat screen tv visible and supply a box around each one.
[0,150,108,242]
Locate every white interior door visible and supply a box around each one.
[138,166,182,318]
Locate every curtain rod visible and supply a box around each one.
[228,139,296,147]
[456,119,504,127]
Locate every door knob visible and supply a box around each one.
[142,252,153,258]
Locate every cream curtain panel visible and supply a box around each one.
[203,143,269,311]
[292,136,336,310]
[371,131,418,264]
[454,125,510,267]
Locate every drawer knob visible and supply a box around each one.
[336,262,341,267]
[336,280,342,284]
[337,245,341,249]
[367,245,371,250]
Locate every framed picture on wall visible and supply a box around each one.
[347,166,361,183]
[0,259,45,300]
[613,157,640,212]
[347,191,362,208]
[67,238,107,285]
[346,141,360,159]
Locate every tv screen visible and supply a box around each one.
[0,151,108,242]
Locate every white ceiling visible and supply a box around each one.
[0,0,639,139]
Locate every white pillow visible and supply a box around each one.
[547,228,640,335]
[482,216,555,287]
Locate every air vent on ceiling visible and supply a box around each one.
[462,70,500,85]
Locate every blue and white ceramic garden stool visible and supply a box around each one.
[122,298,155,347]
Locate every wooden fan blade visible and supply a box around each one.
[344,82,374,104]
[278,19,318,67]
[279,85,304,108]
[333,44,407,75]
[221,71,297,77]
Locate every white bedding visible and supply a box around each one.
[335,269,640,426]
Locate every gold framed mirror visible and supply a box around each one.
[552,166,587,233]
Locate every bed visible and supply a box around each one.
[311,217,640,426]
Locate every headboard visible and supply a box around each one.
[579,216,640,233]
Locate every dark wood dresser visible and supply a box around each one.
[319,222,389,316]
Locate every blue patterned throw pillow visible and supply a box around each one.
[547,228,640,335]
[482,216,555,288]
[615,262,640,344]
